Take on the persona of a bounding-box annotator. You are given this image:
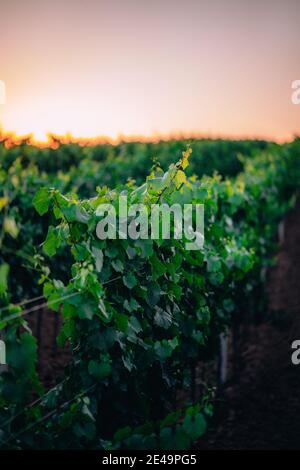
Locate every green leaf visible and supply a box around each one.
[62,204,90,224]
[208,271,224,285]
[92,247,104,272]
[122,354,134,372]
[146,282,161,306]
[114,426,132,442]
[79,303,95,320]
[129,316,142,334]
[7,332,37,374]
[207,256,222,273]
[174,169,187,188]
[126,246,137,259]
[192,330,204,345]
[160,410,181,428]
[154,307,172,329]
[123,272,137,289]
[135,239,153,258]
[98,298,112,321]
[181,148,192,170]
[182,413,206,440]
[147,177,165,193]
[223,299,235,313]
[105,246,119,258]
[112,259,124,272]
[154,338,179,360]
[151,255,166,280]
[0,263,9,296]
[0,197,8,211]
[43,226,61,257]
[124,298,140,312]
[3,217,19,239]
[33,187,51,215]
[115,313,129,332]
[88,358,111,380]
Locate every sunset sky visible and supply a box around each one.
[0,0,299,142]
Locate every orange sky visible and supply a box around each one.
[0,0,299,143]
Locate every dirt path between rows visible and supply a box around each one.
[199,201,300,449]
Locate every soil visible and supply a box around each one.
[28,307,71,389]
[199,201,300,449]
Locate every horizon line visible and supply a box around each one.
[1,128,297,149]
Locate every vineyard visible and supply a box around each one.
[0,137,299,449]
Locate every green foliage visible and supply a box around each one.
[0,264,9,297]
[0,137,299,449]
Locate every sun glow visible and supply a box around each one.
[1,1,299,145]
